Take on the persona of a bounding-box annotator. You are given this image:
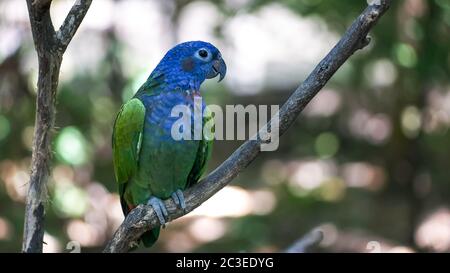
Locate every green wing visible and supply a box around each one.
[186,106,214,187]
[112,98,146,213]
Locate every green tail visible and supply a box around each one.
[119,187,160,248]
[141,227,160,247]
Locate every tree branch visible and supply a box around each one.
[56,0,92,52]
[103,1,391,253]
[284,229,324,253]
[31,0,53,9]
[23,0,91,253]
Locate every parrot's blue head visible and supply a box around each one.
[151,41,227,91]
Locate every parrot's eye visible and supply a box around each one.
[199,49,208,58]
[195,48,212,62]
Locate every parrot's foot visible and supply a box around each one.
[171,189,186,211]
[147,196,168,227]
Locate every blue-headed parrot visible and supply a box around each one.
[112,41,226,247]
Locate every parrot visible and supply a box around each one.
[112,41,226,247]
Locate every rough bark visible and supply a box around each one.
[23,0,92,253]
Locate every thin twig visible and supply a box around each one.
[284,229,324,253]
[56,0,92,52]
[103,0,391,253]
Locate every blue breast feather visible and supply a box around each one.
[138,91,206,141]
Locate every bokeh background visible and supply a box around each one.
[1,0,450,253]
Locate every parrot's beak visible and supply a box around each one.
[206,56,227,82]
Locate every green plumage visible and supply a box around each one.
[112,81,213,247]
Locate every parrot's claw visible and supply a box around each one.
[171,189,186,211]
[147,196,169,227]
